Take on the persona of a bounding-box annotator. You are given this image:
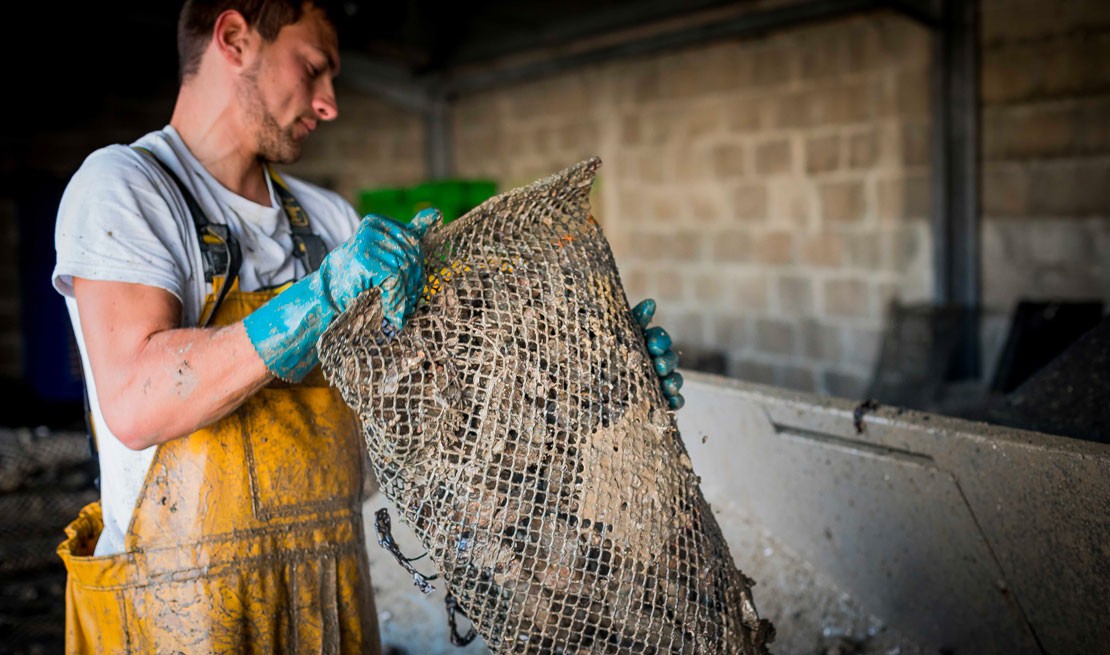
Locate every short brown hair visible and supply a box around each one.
[177,0,339,81]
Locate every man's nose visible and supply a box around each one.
[313,78,338,121]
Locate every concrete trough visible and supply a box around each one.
[680,372,1109,654]
[368,372,1110,654]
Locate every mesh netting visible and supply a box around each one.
[320,158,773,654]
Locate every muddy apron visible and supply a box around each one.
[57,283,378,654]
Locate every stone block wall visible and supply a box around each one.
[287,89,427,199]
[980,0,1110,323]
[452,13,934,396]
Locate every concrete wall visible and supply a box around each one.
[979,0,1110,351]
[288,90,427,198]
[452,13,934,398]
[449,1,1110,396]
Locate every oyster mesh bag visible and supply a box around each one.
[319,158,773,654]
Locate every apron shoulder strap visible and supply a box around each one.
[132,146,241,327]
[268,166,328,273]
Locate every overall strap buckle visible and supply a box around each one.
[132,146,242,327]
[269,165,327,273]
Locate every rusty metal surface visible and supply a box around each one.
[678,371,1110,654]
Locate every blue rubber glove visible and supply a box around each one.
[244,208,441,382]
[632,298,685,410]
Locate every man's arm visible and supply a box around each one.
[76,208,443,451]
[75,278,271,450]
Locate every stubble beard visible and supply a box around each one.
[239,62,303,165]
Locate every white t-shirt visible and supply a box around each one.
[52,125,359,556]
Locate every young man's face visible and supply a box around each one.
[238,5,340,164]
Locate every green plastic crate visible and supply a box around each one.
[355,179,497,226]
[356,187,410,222]
[409,181,467,223]
[465,181,497,211]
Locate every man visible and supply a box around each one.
[53,1,413,651]
[53,1,683,652]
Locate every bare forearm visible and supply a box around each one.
[96,321,272,449]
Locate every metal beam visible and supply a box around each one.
[441,0,899,96]
[885,0,942,28]
[930,0,981,378]
[424,95,453,179]
[446,0,743,66]
[339,55,435,113]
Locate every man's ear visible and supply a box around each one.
[212,9,256,69]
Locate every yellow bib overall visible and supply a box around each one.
[57,286,378,653]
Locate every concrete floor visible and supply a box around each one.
[363,491,927,655]
[365,492,491,655]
